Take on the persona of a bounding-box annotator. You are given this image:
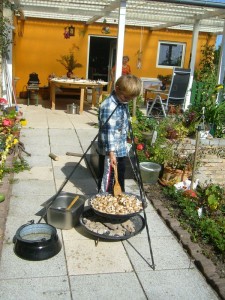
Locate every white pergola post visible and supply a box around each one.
[185,19,200,110]
[115,0,126,82]
[217,21,225,85]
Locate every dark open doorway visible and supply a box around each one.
[88,36,117,82]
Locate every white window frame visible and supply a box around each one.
[156,41,186,69]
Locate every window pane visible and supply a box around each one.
[158,43,184,67]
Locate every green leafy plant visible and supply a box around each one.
[191,42,225,137]
[56,44,82,72]
[0,0,13,58]
[163,184,225,255]
[2,159,30,177]
[197,183,225,212]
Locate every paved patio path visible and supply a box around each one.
[0,104,220,300]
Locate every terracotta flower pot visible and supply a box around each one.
[162,166,191,184]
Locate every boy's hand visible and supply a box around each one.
[109,151,117,166]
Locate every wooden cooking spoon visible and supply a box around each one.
[66,195,79,211]
[113,164,122,196]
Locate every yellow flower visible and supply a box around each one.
[20,119,27,126]
[13,139,19,144]
[215,84,223,91]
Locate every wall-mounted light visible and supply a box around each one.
[101,19,110,34]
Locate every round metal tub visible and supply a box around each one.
[13,221,62,261]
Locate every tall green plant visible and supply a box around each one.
[56,44,82,72]
[191,42,225,137]
[193,43,217,105]
[0,0,13,58]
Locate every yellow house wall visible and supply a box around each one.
[13,18,216,97]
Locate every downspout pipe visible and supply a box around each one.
[146,0,225,9]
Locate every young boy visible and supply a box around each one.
[97,74,142,193]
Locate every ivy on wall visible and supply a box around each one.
[0,0,13,59]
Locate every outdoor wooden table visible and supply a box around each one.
[50,79,107,113]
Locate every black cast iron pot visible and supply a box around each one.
[13,221,62,261]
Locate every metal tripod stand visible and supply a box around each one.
[38,103,156,270]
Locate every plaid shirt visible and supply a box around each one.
[98,92,129,157]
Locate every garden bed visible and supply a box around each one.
[0,154,14,258]
[144,183,225,300]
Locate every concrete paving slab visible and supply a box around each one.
[64,238,133,275]
[11,179,56,196]
[62,225,95,241]
[51,155,82,166]
[49,128,77,139]
[50,135,79,147]
[13,167,53,180]
[3,215,46,243]
[0,238,66,279]
[131,211,175,238]
[20,128,49,136]
[0,276,70,300]
[0,104,220,300]
[6,194,51,219]
[54,164,92,180]
[20,135,50,146]
[68,113,98,129]
[70,273,147,300]
[23,144,51,157]
[68,178,98,195]
[54,179,79,194]
[50,144,83,156]
[47,115,74,128]
[137,268,219,300]
[17,154,52,168]
[123,236,192,271]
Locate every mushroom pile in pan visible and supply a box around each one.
[91,193,143,215]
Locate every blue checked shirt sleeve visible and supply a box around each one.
[98,99,117,153]
[98,95,128,157]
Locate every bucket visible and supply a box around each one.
[67,103,79,114]
[139,162,161,184]
[47,192,85,229]
[86,89,92,103]
[86,88,100,104]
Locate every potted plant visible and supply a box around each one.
[11,124,21,137]
[157,74,172,90]
[56,44,82,78]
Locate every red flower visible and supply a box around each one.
[0,98,8,104]
[2,119,12,127]
[136,143,144,151]
[183,189,198,198]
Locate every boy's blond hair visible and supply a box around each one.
[115,75,141,98]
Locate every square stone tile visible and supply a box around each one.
[123,235,192,271]
[70,273,146,300]
[0,237,66,279]
[0,276,70,300]
[64,239,133,275]
[137,269,219,300]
